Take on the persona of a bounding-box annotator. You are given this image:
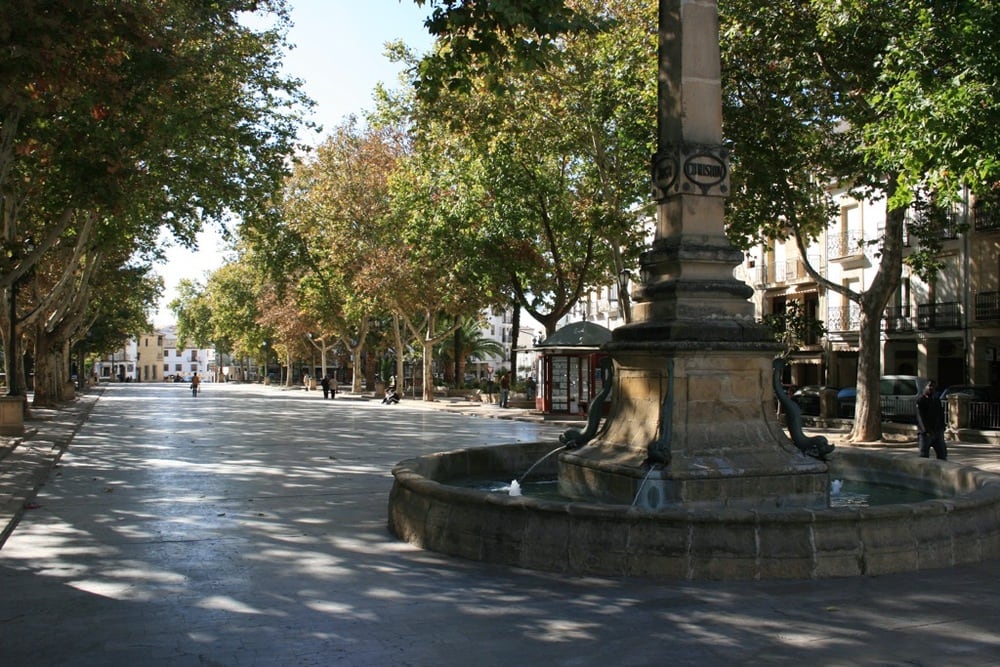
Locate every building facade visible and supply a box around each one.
[544,185,999,399]
[744,188,1000,391]
[91,326,218,383]
[160,326,217,381]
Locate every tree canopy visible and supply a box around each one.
[1,0,312,402]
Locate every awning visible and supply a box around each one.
[535,321,612,350]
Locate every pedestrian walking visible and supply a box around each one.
[190,373,201,397]
[320,375,330,399]
[499,372,510,408]
[916,379,947,460]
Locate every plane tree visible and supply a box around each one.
[379,140,494,401]
[395,1,655,339]
[1,0,310,399]
[170,258,276,383]
[413,0,1000,441]
[721,0,1000,442]
[259,118,406,393]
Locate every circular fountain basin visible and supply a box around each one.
[388,442,1000,580]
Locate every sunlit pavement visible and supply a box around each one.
[1,382,999,666]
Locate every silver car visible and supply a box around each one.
[879,375,931,423]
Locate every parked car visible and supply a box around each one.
[939,385,998,403]
[879,375,931,423]
[791,385,837,416]
[837,387,856,418]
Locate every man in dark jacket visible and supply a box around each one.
[916,379,947,460]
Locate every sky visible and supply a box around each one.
[154,0,435,326]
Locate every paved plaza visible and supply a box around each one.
[1,382,1000,666]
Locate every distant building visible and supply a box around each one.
[91,340,139,382]
[160,326,217,381]
[91,326,218,382]
[136,331,165,382]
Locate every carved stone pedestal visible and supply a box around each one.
[0,395,26,437]
[559,345,828,510]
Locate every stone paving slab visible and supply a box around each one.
[0,391,100,547]
[0,383,998,666]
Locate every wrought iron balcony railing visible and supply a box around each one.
[974,198,1000,232]
[827,230,865,259]
[976,292,1000,322]
[916,301,963,330]
[826,305,861,332]
[883,305,914,332]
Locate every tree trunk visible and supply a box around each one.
[392,314,405,392]
[453,328,462,387]
[850,307,885,442]
[2,283,23,397]
[422,339,435,402]
[457,355,467,389]
[57,339,73,399]
[31,323,58,406]
[341,335,366,393]
[509,302,521,380]
[848,194,905,442]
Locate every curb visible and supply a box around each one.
[0,388,103,548]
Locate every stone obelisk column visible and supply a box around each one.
[559,0,828,510]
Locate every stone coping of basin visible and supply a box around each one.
[388,442,1000,579]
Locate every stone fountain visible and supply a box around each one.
[558,0,828,510]
[387,0,1000,579]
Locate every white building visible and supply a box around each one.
[91,326,218,383]
[160,325,217,381]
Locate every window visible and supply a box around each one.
[175,364,183,372]
[190,350,198,362]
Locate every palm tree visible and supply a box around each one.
[436,318,507,387]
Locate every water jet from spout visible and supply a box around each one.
[517,445,566,485]
[632,464,660,507]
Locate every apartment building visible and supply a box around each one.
[160,326,218,381]
[136,331,165,382]
[543,181,1000,399]
[745,187,1000,390]
[470,306,543,381]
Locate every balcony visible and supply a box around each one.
[916,301,963,330]
[827,305,861,333]
[976,292,1000,322]
[827,230,865,260]
[883,305,915,333]
[783,254,822,283]
[974,198,1000,232]
[903,207,963,245]
[751,263,787,286]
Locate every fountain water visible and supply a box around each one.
[387,0,1000,579]
[517,445,567,486]
[631,464,661,507]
